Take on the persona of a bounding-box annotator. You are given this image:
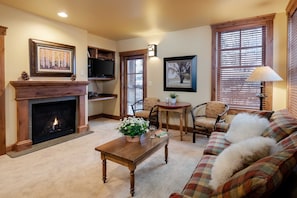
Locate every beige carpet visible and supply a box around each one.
[0,118,208,198]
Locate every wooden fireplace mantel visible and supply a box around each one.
[10,80,89,151]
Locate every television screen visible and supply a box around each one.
[89,58,114,78]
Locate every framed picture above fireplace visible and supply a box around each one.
[29,39,76,77]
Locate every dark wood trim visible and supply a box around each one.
[10,80,89,151]
[0,26,7,155]
[88,113,120,121]
[287,0,297,17]
[119,49,148,118]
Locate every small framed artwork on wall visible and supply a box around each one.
[163,55,197,92]
[29,39,76,77]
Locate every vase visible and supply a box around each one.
[170,98,176,104]
[125,135,140,142]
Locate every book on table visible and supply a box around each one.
[154,129,168,138]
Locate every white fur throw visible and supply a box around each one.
[225,113,270,143]
[209,136,277,190]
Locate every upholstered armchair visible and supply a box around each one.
[190,101,229,143]
[131,97,160,128]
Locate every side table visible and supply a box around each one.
[157,102,191,141]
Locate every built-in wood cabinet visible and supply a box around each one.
[87,46,117,102]
[88,46,115,61]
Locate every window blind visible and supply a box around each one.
[288,9,297,117]
[217,27,265,109]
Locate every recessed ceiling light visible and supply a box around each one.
[57,12,68,18]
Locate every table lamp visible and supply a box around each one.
[246,66,283,110]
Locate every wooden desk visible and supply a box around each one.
[157,102,191,141]
[95,133,169,197]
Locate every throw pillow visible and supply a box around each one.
[225,113,270,143]
[209,136,277,190]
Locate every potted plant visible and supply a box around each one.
[169,93,178,104]
[117,117,149,142]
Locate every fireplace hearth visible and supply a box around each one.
[31,98,76,144]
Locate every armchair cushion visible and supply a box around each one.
[134,110,150,118]
[194,117,217,130]
[143,97,159,110]
[205,101,227,119]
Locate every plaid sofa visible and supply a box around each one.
[170,109,297,198]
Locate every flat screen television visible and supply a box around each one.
[88,58,115,78]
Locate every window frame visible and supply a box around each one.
[211,14,275,111]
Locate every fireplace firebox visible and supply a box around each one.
[31,98,76,144]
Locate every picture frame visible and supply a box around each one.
[29,39,76,77]
[164,55,197,92]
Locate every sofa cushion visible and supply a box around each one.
[225,113,270,143]
[277,131,297,150]
[262,109,297,142]
[211,148,297,197]
[204,132,231,155]
[209,136,277,190]
[178,155,216,197]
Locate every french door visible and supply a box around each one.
[119,50,147,117]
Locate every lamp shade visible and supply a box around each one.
[246,66,283,82]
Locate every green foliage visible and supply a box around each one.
[117,117,149,137]
[170,92,178,98]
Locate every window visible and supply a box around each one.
[287,1,297,117]
[211,14,274,110]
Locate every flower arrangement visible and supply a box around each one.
[117,117,149,137]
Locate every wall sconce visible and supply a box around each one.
[246,66,283,110]
[148,44,157,57]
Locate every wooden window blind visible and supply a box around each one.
[287,0,297,117]
[211,14,274,110]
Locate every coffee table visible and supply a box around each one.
[95,133,169,197]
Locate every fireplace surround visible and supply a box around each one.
[10,81,89,151]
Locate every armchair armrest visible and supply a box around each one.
[190,102,207,122]
[131,99,144,115]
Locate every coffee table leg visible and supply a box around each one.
[165,144,168,164]
[128,165,136,197]
[101,154,107,183]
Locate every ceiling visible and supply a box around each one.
[0,0,290,41]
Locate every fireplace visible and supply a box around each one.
[31,97,77,144]
[10,81,89,151]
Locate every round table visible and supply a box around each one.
[157,102,191,141]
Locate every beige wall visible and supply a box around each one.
[117,13,288,124]
[0,4,115,146]
[273,12,288,110]
[0,2,288,147]
[117,26,212,124]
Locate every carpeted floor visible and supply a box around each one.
[0,118,208,198]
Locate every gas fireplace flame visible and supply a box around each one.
[52,117,59,130]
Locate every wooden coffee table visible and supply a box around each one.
[95,133,169,197]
